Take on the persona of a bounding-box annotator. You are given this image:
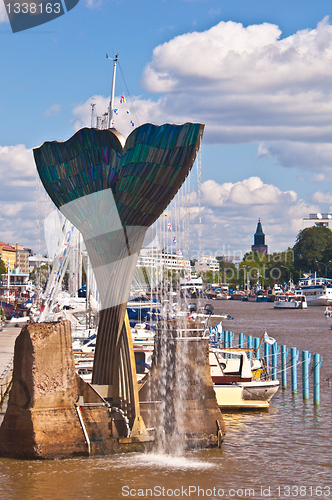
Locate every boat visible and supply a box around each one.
[274,293,307,309]
[324,304,332,329]
[298,274,332,306]
[179,275,203,298]
[210,348,279,409]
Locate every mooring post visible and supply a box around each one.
[239,332,245,349]
[247,335,253,359]
[264,342,270,373]
[290,347,299,394]
[229,331,234,358]
[302,350,311,400]
[253,337,260,359]
[281,345,289,389]
[272,342,280,381]
[313,353,323,406]
[223,331,228,349]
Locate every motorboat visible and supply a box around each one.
[274,293,307,309]
[210,348,279,410]
[298,275,332,306]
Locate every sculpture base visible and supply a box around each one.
[0,321,153,459]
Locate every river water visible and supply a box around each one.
[0,300,331,500]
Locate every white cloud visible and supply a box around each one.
[43,104,61,117]
[185,177,315,256]
[0,145,48,249]
[312,190,332,204]
[201,177,297,207]
[140,17,332,145]
[0,2,8,23]
[71,94,166,139]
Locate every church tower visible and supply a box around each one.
[251,219,268,254]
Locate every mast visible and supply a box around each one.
[107,53,118,129]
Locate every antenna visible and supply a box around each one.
[106,53,118,128]
[90,102,96,128]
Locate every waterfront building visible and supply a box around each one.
[195,255,219,273]
[303,213,332,229]
[136,247,191,272]
[0,241,16,271]
[251,219,268,255]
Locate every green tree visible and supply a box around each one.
[0,258,6,279]
[293,226,332,278]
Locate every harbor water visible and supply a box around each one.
[1,300,332,500]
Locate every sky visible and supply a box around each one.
[1,0,332,258]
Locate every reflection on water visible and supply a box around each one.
[1,301,332,499]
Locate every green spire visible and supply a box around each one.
[254,219,265,245]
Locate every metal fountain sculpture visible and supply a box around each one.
[33,122,204,434]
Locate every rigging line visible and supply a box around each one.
[117,61,140,128]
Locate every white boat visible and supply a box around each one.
[274,293,307,309]
[324,305,332,329]
[210,348,279,410]
[298,275,332,306]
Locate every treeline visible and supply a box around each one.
[215,226,332,289]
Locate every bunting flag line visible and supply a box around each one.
[167,223,172,230]
[120,95,126,103]
[173,236,177,243]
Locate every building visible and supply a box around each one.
[0,241,16,271]
[195,255,219,273]
[136,247,191,272]
[14,245,30,274]
[303,213,332,229]
[251,219,268,255]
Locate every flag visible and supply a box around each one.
[126,110,130,114]
[173,236,177,243]
[163,212,167,217]
[263,331,276,345]
[120,95,126,103]
[114,109,119,115]
[167,223,172,230]
[130,120,135,127]
[176,250,182,255]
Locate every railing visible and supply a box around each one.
[0,358,13,404]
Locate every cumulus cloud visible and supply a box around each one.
[140,17,332,145]
[0,145,46,249]
[184,177,315,256]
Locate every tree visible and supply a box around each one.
[293,226,332,278]
[0,258,6,279]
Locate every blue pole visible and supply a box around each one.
[272,342,280,381]
[239,332,245,349]
[254,337,260,359]
[290,347,299,394]
[313,353,323,406]
[223,331,228,349]
[247,335,253,359]
[302,350,311,400]
[264,342,270,374]
[229,331,234,358]
[281,345,289,389]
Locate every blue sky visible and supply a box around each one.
[1,0,332,257]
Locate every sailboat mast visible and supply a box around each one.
[107,53,118,128]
